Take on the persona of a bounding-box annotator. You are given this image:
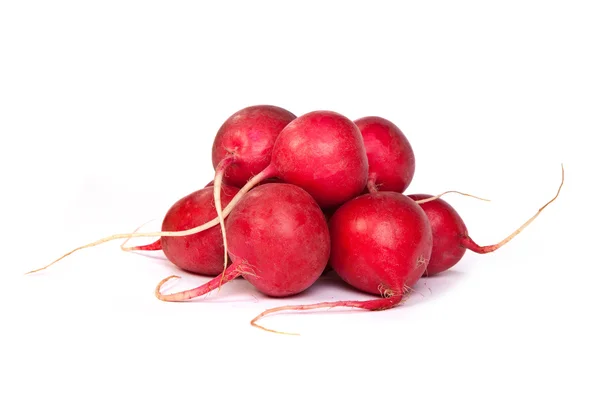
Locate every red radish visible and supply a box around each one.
[407,165,564,276]
[250,191,432,334]
[124,184,240,276]
[211,105,296,188]
[258,110,369,208]
[122,179,225,252]
[28,110,368,274]
[155,183,330,300]
[406,194,468,276]
[354,116,415,194]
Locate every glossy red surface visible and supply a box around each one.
[271,110,369,208]
[225,183,331,297]
[354,116,415,193]
[211,105,296,187]
[160,184,240,276]
[408,194,468,275]
[329,192,432,295]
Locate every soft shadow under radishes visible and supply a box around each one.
[411,269,466,305]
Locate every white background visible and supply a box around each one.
[1,1,598,399]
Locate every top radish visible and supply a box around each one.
[354,116,415,194]
[260,110,369,207]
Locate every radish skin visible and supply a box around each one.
[354,116,415,193]
[210,105,296,188]
[123,185,240,276]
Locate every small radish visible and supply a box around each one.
[354,116,415,194]
[124,184,240,276]
[118,180,219,252]
[155,183,330,300]
[250,191,432,334]
[29,110,368,274]
[211,105,296,188]
[121,179,234,253]
[407,165,564,276]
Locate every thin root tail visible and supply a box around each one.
[155,262,243,302]
[462,163,565,254]
[26,166,277,275]
[250,295,403,335]
[415,190,491,204]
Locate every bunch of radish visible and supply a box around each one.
[29,104,563,334]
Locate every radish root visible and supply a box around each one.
[213,156,235,288]
[122,239,162,252]
[367,184,490,203]
[250,296,403,335]
[26,166,276,275]
[462,163,564,254]
[366,176,380,194]
[415,191,491,204]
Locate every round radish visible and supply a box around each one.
[406,194,469,276]
[265,110,369,207]
[329,192,432,295]
[354,116,415,194]
[125,184,240,276]
[155,183,330,300]
[250,191,432,333]
[211,105,296,188]
[407,165,564,276]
